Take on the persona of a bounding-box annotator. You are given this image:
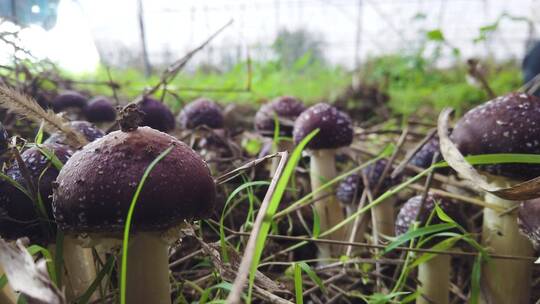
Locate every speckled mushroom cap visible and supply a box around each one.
[138,97,176,132]
[518,198,540,249]
[52,126,216,234]
[336,159,401,205]
[45,121,105,147]
[254,96,306,137]
[177,98,224,130]
[0,144,73,241]
[84,96,117,123]
[410,136,442,169]
[451,93,540,180]
[293,103,353,149]
[51,91,88,112]
[395,194,459,236]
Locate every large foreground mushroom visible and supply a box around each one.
[52,110,216,304]
[450,93,539,304]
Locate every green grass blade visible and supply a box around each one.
[75,256,115,304]
[219,181,270,262]
[247,129,319,301]
[119,146,173,304]
[298,262,326,294]
[293,263,304,304]
[384,223,456,254]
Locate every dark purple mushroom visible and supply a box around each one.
[83,96,117,123]
[450,92,538,304]
[255,96,306,174]
[51,91,88,113]
[409,136,443,170]
[336,160,401,239]
[45,121,104,148]
[293,103,353,259]
[0,144,72,241]
[53,124,216,304]
[138,97,175,132]
[518,198,540,249]
[0,144,98,300]
[177,98,224,130]
[395,194,460,304]
[255,96,305,138]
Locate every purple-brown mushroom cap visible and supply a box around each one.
[293,103,353,149]
[177,98,224,130]
[254,96,306,137]
[52,126,216,233]
[451,93,540,180]
[138,97,175,132]
[84,96,117,123]
[336,159,401,205]
[518,198,540,249]
[51,91,88,113]
[45,121,104,147]
[0,144,73,241]
[395,194,460,236]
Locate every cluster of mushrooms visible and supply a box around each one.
[0,89,539,304]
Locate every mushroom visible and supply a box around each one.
[450,93,538,304]
[52,112,216,304]
[395,194,461,304]
[138,97,175,132]
[0,143,97,301]
[177,98,224,130]
[518,198,540,249]
[293,103,353,259]
[83,96,117,124]
[337,160,402,242]
[45,121,104,148]
[254,96,305,174]
[51,91,88,120]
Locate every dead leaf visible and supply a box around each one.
[0,238,65,304]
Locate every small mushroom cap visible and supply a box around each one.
[0,144,73,241]
[451,93,540,180]
[52,126,216,234]
[138,97,175,132]
[84,96,117,123]
[518,198,540,249]
[395,194,459,236]
[45,121,104,147]
[51,91,88,112]
[410,136,442,169]
[293,103,353,149]
[254,96,306,137]
[336,159,401,205]
[336,173,361,205]
[177,98,224,130]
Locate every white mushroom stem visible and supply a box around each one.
[271,140,294,175]
[124,233,171,304]
[62,236,99,301]
[371,196,397,241]
[417,253,451,304]
[480,178,533,304]
[309,149,347,259]
[0,265,17,304]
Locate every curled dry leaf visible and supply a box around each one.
[0,238,65,304]
[437,107,540,201]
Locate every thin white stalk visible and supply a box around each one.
[371,196,397,241]
[124,233,171,304]
[480,178,534,304]
[417,254,450,304]
[310,149,347,259]
[63,236,98,301]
